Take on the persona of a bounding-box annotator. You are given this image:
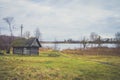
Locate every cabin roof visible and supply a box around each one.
[12,38,41,47]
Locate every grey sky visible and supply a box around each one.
[0,0,120,40]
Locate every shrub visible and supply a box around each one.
[48,52,61,57]
[0,50,4,55]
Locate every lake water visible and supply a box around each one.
[41,43,116,50]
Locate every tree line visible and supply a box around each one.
[53,32,120,49]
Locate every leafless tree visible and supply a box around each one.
[0,35,11,50]
[23,31,30,39]
[90,32,99,47]
[90,32,98,41]
[0,27,1,35]
[3,17,14,37]
[54,38,58,51]
[96,35,102,47]
[81,36,88,49]
[34,27,42,40]
[3,17,14,53]
[115,32,120,48]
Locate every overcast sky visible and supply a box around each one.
[0,0,120,41]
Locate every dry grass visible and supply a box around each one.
[61,47,120,56]
[0,51,120,80]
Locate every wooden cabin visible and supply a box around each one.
[12,38,41,55]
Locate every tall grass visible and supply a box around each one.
[61,47,120,56]
[0,52,120,80]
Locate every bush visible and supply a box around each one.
[48,52,61,57]
[0,50,4,55]
[39,51,61,57]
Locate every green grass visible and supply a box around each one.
[0,52,120,80]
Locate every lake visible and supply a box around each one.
[41,43,116,50]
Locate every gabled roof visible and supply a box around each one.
[12,38,41,47]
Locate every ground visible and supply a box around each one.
[0,52,120,80]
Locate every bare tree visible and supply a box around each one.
[3,17,14,37]
[34,27,42,40]
[0,27,1,35]
[115,32,120,48]
[54,38,58,51]
[96,35,102,47]
[3,17,14,53]
[81,37,88,49]
[23,31,30,39]
[90,32,98,41]
[90,32,99,47]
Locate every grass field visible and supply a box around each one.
[0,52,120,80]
